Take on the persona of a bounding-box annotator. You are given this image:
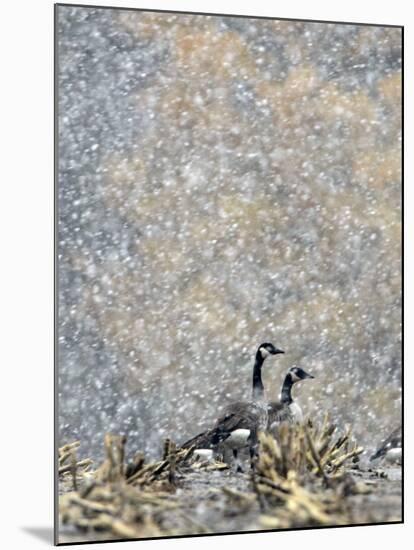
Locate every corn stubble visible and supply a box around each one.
[58,417,372,540]
[255,416,365,529]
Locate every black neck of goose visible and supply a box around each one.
[252,352,265,400]
[280,373,294,405]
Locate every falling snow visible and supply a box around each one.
[57,6,402,461]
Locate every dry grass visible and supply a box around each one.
[59,434,228,539]
[254,416,366,528]
[59,418,398,541]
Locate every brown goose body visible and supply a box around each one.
[267,400,295,428]
[181,401,267,449]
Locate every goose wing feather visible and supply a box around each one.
[181,428,217,449]
[182,401,267,449]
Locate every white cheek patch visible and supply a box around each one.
[290,371,300,382]
[261,348,270,358]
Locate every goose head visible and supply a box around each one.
[257,342,285,360]
[289,366,314,382]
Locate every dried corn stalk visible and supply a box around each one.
[58,434,210,540]
[253,417,365,528]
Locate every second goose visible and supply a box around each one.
[267,366,314,433]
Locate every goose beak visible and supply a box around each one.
[302,371,314,379]
[272,348,284,355]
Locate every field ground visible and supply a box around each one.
[59,459,402,544]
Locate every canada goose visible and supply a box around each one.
[267,367,314,431]
[370,425,402,464]
[182,342,284,470]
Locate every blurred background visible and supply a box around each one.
[57,6,402,460]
